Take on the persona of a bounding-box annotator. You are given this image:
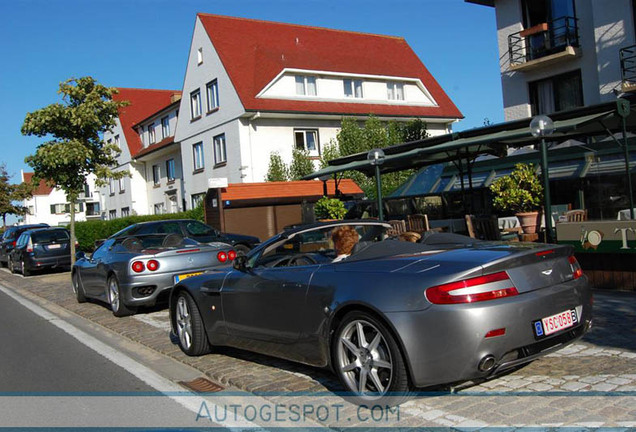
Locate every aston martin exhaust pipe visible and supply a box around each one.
[478,355,496,372]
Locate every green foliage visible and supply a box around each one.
[265,152,289,181]
[0,164,34,227]
[314,196,347,220]
[323,116,427,199]
[489,163,543,213]
[73,208,204,252]
[21,77,129,261]
[289,148,315,181]
[319,141,341,169]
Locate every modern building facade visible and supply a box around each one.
[467,0,636,120]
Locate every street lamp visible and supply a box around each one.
[367,148,386,221]
[530,115,555,243]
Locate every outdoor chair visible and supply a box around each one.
[386,219,407,237]
[465,215,519,241]
[565,209,588,222]
[407,213,430,233]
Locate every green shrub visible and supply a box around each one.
[489,163,543,214]
[314,196,347,220]
[72,206,204,252]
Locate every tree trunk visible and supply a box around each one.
[69,194,77,266]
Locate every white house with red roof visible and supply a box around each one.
[174,14,463,210]
[88,14,462,220]
[20,172,101,226]
[102,88,182,219]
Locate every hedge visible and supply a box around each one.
[72,206,204,252]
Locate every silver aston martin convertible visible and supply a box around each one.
[169,220,592,404]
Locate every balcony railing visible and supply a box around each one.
[508,16,580,67]
[620,45,636,92]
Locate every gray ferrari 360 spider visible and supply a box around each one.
[168,220,592,403]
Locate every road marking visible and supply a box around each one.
[0,284,258,429]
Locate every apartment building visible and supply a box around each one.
[467,0,636,120]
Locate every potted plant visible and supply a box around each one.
[314,196,347,221]
[489,163,544,234]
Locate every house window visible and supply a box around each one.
[214,134,227,165]
[152,164,161,185]
[154,203,165,215]
[118,177,125,193]
[86,202,100,216]
[109,178,115,195]
[344,79,363,98]
[121,207,130,217]
[83,183,91,199]
[109,210,117,220]
[193,142,204,171]
[191,193,205,209]
[294,129,319,157]
[295,75,317,96]
[166,159,176,181]
[190,89,202,119]
[387,82,405,100]
[529,70,583,115]
[206,79,219,112]
[161,116,170,139]
[148,123,155,144]
[114,134,120,149]
[197,47,203,65]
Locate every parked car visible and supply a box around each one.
[72,227,237,317]
[110,219,259,255]
[169,220,592,404]
[0,223,49,267]
[8,227,71,276]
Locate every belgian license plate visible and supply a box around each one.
[174,272,203,284]
[47,244,61,249]
[534,309,578,337]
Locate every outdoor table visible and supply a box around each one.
[617,208,636,220]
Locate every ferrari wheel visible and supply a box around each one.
[333,311,411,405]
[72,271,87,303]
[174,291,210,356]
[107,276,135,317]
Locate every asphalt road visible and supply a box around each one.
[0,287,227,428]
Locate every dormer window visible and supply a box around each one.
[344,79,363,98]
[295,75,317,96]
[148,123,156,144]
[387,82,405,101]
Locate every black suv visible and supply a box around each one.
[111,219,260,255]
[9,227,71,276]
[0,223,49,266]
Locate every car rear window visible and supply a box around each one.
[32,230,69,244]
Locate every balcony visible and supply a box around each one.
[620,45,636,93]
[508,17,580,72]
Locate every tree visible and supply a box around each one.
[265,152,289,181]
[21,77,128,263]
[289,148,315,180]
[0,164,34,227]
[325,116,427,198]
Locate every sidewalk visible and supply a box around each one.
[1,268,635,428]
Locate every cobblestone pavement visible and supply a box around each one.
[1,268,635,429]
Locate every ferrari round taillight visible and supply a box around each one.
[131,261,145,273]
[147,260,160,271]
[228,250,237,261]
[217,251,228,263]
[425,271,518,304]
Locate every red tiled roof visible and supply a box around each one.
[113,88,181,156]
[133,136,176,159]
[198,14,462,119]
[221,179,363,201]
[22,172,54,195]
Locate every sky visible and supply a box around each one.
[0,0,502,185]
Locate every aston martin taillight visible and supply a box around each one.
[425,271,518,304]
[568,255,583,279]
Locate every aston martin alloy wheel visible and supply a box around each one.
[174,291,210,356]
[333,312,410,404]
[107,276,135,317]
